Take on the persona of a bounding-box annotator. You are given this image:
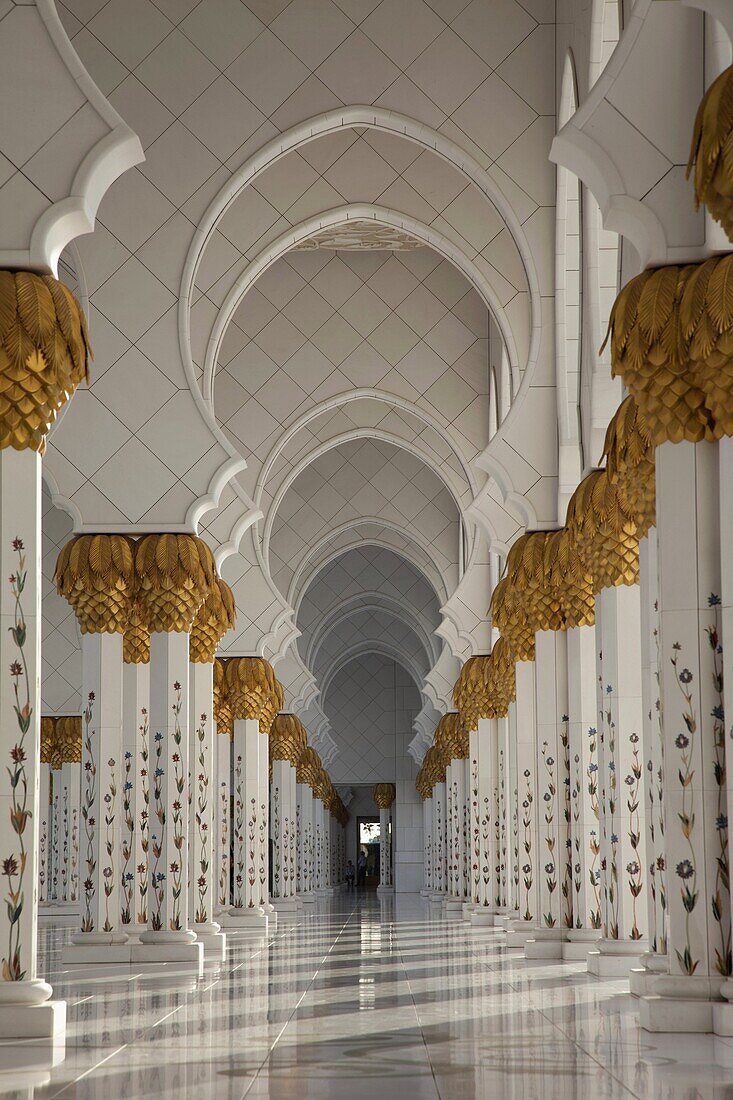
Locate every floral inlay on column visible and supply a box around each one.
[193,713,210,925]
[121,750,134,925]
[138,708,149,924]
[3,539,31,981]
[521,768,534,922]
[150,730,165,931]
[81,694,97,934]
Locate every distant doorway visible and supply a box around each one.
[357,817,380,892]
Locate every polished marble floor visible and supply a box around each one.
[4,897,733,1098]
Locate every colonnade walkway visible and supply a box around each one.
[4,897,733,1098]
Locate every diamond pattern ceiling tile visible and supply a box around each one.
[406,28,489,116]
[271,0,355,69]
[315,30,401,104]
[181,0,263,69]
[226,29,310,116]
[362,0,444,69]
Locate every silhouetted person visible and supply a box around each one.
[345,860,355,892]
[357,851,367,890]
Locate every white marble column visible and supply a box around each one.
[122,660,149,932]
[65,633,128,962]
[640,440,729,1031]
[214,728,230,914]
[471,718,499,927]
[258,729,275,923]
[421,794,433,896]
[189,661,224,959]
[588,582,648,976]
[507,660,540,947]
[377,807,393,895]
[430,779,447,903]
[287,762,299,903]
[50,765,62,903]
[564,623,602,960]
[631,529,668,993]
[296,782,315,903]
[507,700,520,922]
[38,758,52,907]
[498,718,510,916]
[526,630,569,959]
[138,632,200,967]
[223,717,268,934]
[271,758,298,913]
[715,435,733,1032]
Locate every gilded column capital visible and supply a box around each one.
[296,745,321,788]
[123,602,150,664]
[55,533,136,634]
[190,578,236,663]
[134,533,215,633]
[435,712,468,761]
[270,713,308,767]
[453,654,494,729]
[40,716,56,765]
[224,656,283,732]
[373,783,396,809]
[491,576,535,662]
[213,657,233,737]
[601,395,655,539]
[56,715,82,763]
[688,63,733,243]
[0,271,91,453]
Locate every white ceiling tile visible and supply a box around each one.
[182,0,263,68]
[362,0,443,69]
[141,121,222,208]
[402,150,467,213]
[150,0,201,21]
[281,343,337,392]
[70,27,128,95]
[215,368,249,415]
[367,314,419,366]
[497,23,553,114]
[299,129,360,173]
[0,173,47,251]
[453,0,536,69]
[373,177,438,226]
[269,75,344,133]
[51,391,130,477]
[315,30,400,104]
[92,257,176,341]
[253,152,319,213]
[93,436,178,520]
[373,73,446,129]
[226,29,309,115]
[396,284,447,337]
[91,346,176,432]
[232,287,278,338]
[254,314,307,366]
[241,0,291,22]
[423,257,470,308]
[339,285,391,337]
[136,29,218,114]
[272,0,354,69]
[337,343,391,388]
[226,340,279,392]
[311,256,362,309]
[366,257,419,308]
[88,0,172,69]
[182,77,266,161]
[324,139,397,202]
[423,366,476,420]
[255,375,310,424]
[98,167,176,252]
[226,396,282,449]
[108,75,175,150]
[423,312,476,366]
[218,187,281,252]
[254,260,306,308]
[451,74,536,161]
[362,129,423,173]
[406,29,488,116]
[333,0,381,21]
[283,178,346,224]
[311,314,362,366]
[282,285,334,338]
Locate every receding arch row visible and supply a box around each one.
[179,105,541,406]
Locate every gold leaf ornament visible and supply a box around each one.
[55,533,137,634]
[0,271,91,453]
[135,533,215,633]
[688,63,733,243]
[373,783,396,809]
[190,578,236,663]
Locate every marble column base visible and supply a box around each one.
[470,907,496,928]
[504,921,539,948]
[629,952,668,996]
[443,897,467,920]
[429,892,446,905]
[221,907,269,935]
[641,976,724,1033]
[193,928,227,962]
[300,892,317,905]
[131,939,203,970]
[420,888,432,898]
[377,885,394,898]
[586,937,647,977]
[0,1000,66,1040]
[316,887,334,898]
[525,929,565,959]
[493,913,516,930]
[63,931,131,966]
[562,930,601,961]
[461,901,475,918]
[272,897,300,914]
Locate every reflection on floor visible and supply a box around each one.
[4,896,733,1097]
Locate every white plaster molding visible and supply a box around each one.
[179,104,540,400]
[2,0,144,274]
[204,203,520,410]
[303,594,439,673]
